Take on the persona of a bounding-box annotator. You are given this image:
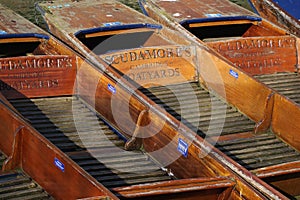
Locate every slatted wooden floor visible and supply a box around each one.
[142,82,300,170]
[10,96,172,190]
[0,152,52,199]
[141,82,255,137]
[0,172,53,200]
[255,72,300,104]
[216,133,300,170]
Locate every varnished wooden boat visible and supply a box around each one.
[0,4,118,200]
[248,0,300,37]
[0,2,286,200]
[139,0,300,198]
[35,0,300,199]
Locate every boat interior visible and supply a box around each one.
[103,42,300,198]
[35,0,300,197]
[0,34,276,199]
[74,24,169,55]
[3,0,300,198]
[139,0,300,108]
[207,34,300,105]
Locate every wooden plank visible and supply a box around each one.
[207,36,297,75]
[0,37,42,43]
[145,0,258,23]
[101,45,197,87]
[271,94,300,151]
[253,161,300,197]
[112,177,234,199]
[0,55,77,99]
[84,28,155,38]
[188,20,258,28]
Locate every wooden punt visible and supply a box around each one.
[34,0,300,199]
[139,0,300,197]
[0,2,286,200]
[248,0,300,37]
[0,4,118,200]
[138,0,300,101]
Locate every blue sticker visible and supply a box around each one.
[103,22,122,27]
[177,138,188,157]
[54,158,65,172]
[229,69,239,79]
[205,13,223,18]
[108,84,116,94]
[0,30,7,34]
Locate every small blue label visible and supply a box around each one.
[205,13,223,18]
[177,138,188,157]
[108,84,116,94]
[229,69,239,79]
[103,22,122,27]
[54,158,65,172]
[0,30,7,34]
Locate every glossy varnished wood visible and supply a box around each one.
[140,0,300,198]
[35,0,293,198]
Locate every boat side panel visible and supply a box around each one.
[112,177,234,199]
[207,36,297,75]
[272,94,300,152]
[0,55,77,99]
[198,48,273,124]
[243,20,288,37]
[101,45,197,88]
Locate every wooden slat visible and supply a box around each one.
[0,172,53,199]
[84,28,156,38]
[188,20,257,28]
[113,177,234,199]
[255,72,300,104]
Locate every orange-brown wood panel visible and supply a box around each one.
[0,55,77,99]
[271,94,300,151]
[21,128,117,200]
[101,45,197,88]
[0,105,21,157]
[198,48,273,127]
[253,161,300,196]
[262,173,300,197]
[243,20,288,37]
[112,177,234,199]
[207,36,297,75]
